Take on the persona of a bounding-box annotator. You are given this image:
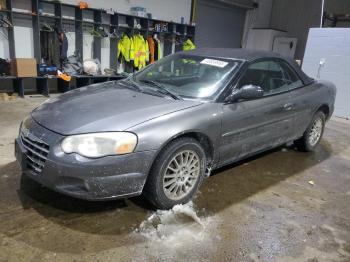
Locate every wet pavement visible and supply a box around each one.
[0,96,349,262]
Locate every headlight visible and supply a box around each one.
[61,132,137,158]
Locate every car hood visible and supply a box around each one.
[31,81,202,135]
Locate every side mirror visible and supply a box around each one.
[225,84,264,102]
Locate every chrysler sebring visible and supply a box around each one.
[15,48,336,209]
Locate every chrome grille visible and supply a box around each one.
[20,132,50,173]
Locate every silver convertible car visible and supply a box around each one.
[15,48,336,209]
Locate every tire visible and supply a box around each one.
[143,137,207,210]
[294,111,326,152]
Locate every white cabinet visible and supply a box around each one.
[273,37,298,58]
[245,28,287,50]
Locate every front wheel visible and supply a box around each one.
[294,111,326,152]
[143,137,206,210]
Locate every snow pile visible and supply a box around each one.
[133,202,220,260]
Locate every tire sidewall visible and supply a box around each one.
[304,111,326,151]
[151,139,206,208]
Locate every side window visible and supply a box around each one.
[279,62,303,90]
[239,60,303,96]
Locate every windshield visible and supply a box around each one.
[133,54,240,99]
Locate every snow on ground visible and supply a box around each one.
[132,201,220,261]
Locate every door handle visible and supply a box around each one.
[283,103,294,111]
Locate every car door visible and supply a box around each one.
[278,61,318,139]
[218,59,296,166]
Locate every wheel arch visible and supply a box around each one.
[317,104,330,120]
[149,131,215,173]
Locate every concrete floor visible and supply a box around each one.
[0,95,349,262]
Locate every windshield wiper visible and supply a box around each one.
[139,80,182,100]
[120,78,143,92]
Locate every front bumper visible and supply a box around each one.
[15,118,156,200]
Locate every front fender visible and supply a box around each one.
[127,102,223,162]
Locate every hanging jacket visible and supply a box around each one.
[118,34,134,62]
[183,38,196,51]
[154,38,158,61]
[157,38,161,60]
[147,37,155,63]
[132,34,148,70]
[145,38,149,64]
[59,32,68,61]
[153,38,161,61]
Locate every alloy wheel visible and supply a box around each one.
[163,150,200,200]
[308,117,323,146]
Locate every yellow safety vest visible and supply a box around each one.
[132,34,149,70]
[156,39,161,60]
[183,39,196,51]
[117,34,134,62]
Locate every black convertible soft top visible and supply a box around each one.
[182,48,314,85]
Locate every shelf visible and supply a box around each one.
[34,0,195,27]
[82,20,98,25]
[132,15,148,20]
[158,31,172,35]
[40,0,57,4]
[62,17,76,21]
[0,75,127,97]
[39,14,60,19]
[118,24,131,29]
[12,11,36,16]
[61,2,77,8]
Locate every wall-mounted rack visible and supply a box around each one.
[1,0,196,69]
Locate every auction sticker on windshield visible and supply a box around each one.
[200,58,228,68]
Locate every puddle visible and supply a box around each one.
[132,201,220,261]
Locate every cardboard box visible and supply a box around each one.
[11,58,37,77]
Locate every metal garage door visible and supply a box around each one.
[195,0,247,48]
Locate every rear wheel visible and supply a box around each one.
[294,111,326,152]
[143,137,206,210]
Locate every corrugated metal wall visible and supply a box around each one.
[324,0,350,13]
[269,0,322,60]
[324,0,350,27]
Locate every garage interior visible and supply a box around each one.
[0,0,349,261]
